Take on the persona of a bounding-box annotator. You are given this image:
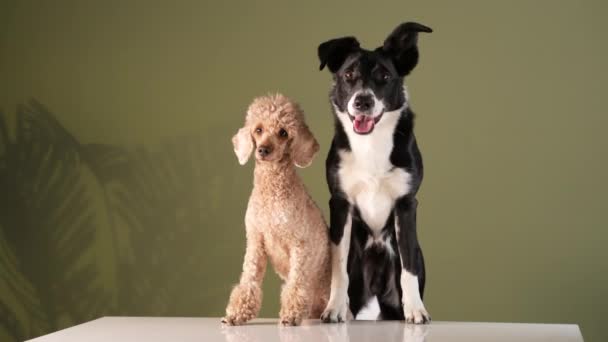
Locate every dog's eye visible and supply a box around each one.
[279,129,288,138]
[382,73,391,81]
[255,127,263,134]
[344,71,354,80]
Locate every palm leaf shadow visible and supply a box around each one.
[98,137,220,315]
[0,101,235,340]
[0,222,50,341]
[0,102,124,339]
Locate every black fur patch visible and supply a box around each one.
[318,37,360,73]
[329,196,350,244]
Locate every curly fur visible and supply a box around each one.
[222,94,331,326]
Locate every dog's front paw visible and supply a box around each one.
[279,312,304,326]
[222,283,262,326]
[221,314,247,326]
[279,284,309,326]
[321,300,348,323]
[403,305,431,324]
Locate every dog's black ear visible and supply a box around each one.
[318,37,360,72]
[382,22,432,77]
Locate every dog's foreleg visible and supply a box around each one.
[395,197,430,324]
[321,196,352,323]
[279,247,315,326]
[222,229,267,325]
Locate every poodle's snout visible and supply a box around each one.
[257,145,272,157]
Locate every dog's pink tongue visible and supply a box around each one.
[353,114,375,134]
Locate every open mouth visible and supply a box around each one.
[348,111,384,135]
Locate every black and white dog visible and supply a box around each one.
[318,22,432,324]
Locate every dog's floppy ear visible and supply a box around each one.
[232,126,254,165]
[382,22,432,77]
[292,124,319,168]
[318,37,360,73]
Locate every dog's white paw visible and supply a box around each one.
[404,305,431,324]
[321,300,349,323]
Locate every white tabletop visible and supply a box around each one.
[27,317,584,342]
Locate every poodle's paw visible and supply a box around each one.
[279,312,304,326]
[222,283,262,326]
[221,313,249,326]
[279,283,310,326]
[403,305,431,324]
[321,300,348,323]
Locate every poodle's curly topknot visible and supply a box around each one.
[245,93,305,131]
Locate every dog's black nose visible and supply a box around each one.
[354,95,374,111]
[258,146,271,157]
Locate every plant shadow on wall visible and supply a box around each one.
[0,101,231,341]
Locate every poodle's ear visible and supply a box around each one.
[381,22,432,77]
[318,37,360,73]
[292,124,319,168]
[232,126,254,165]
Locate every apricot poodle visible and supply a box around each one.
[222,94,331,326]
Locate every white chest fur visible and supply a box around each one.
[336,107,412,233]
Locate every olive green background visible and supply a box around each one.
[1,0,607,341]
